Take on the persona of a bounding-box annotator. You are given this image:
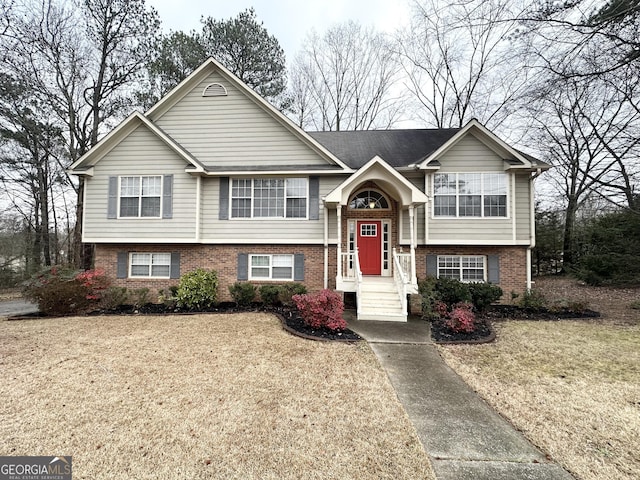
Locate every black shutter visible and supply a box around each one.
[308,176,320,220]
[219,177,229,220]
[237,253,248,281]
[116,252,128,278]
[488,255,500,283]
[170,252,180,279]
[162,175,173,219]
[426,254,437,277]
[294,253,305,281]
[107,176,118,219]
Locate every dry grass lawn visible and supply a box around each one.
[0,313,434,480]
[438,277,640,480]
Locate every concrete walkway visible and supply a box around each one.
[348,316,574,480]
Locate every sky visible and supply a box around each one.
[147,0,413,61]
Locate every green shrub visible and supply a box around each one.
[158,287,178,308]
[176,268,219,310]
[418,277,439,320]
[259,285,280,306]
[468,282,503,312]
[279,283,307,306]
[130,288,150,308]
[434,277,472,305]
[100,286,129,309]
[518,289,547,309]
[228,282,256,306]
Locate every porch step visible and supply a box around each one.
[358,277,406,322]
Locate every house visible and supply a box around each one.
[68,58,550,321]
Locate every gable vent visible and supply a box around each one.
[203,83,228,97]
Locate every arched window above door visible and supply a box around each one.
[349,190,389,209]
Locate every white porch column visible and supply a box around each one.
[409,205,417,285]
[336,205,342,283]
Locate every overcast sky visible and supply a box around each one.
[147,0,413,61]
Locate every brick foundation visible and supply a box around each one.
[95,244,336,302]
[415,245,528,301]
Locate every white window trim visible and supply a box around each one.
[248,254,294,281]
[118,175,163,219]
[129,252,171,279]
[436,255,486,283]
[431,172,509,219]
[230,177,309,220]
[348,189,391,210]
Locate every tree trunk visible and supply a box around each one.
[562,196,579,269]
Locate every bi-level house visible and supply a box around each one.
[68,58,549,321]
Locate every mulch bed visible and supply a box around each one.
[430,304,601,344]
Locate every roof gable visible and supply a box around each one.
[146,58,352,173]
[417,119,550,171]
[68,112,205,174]
[324,156,429,206]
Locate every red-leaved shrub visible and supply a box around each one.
[444,302,477,333]
[23,266,110,316]
[292,289,346,331]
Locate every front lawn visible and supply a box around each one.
[0,313,434,479]
[438,293,640,480]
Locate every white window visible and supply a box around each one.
[120,176,162,218]
[433,173,507,217]
[438,255,485,282]
[249,254,294,280]
[130,253,171,278]
[231,178,308,218]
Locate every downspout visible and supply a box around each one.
[195,175,201,242]
[323,203,328,289]
[527,168,542,290]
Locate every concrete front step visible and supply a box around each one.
[358,277,406,321]
[357,310,407,321]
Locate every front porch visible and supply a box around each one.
[324,156,428,322]
[337,249,417,321]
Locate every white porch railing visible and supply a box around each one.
[393,248,411,315]
[340,249,363,310]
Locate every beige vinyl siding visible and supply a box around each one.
[438,133,506,172]
[425,134,532,244]
[400,173,426,243]
[155,72,333,168]
[515,174,531,241]
[84,125,197,241]
[200,176,345,243]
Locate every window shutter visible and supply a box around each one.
[426,255,437,277]
[237,253,248,281]
[162,175,173,219]
[170,252,180,279]
[108,176,118,219]
[116,251,128,278]
[488,255,500,283]
[294,253,305,281]
[219,177,229,220]
[309,177,320,220]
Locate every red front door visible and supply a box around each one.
[357,221,382,275]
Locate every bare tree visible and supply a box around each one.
[0,72,70,271]
[2,0,160,269]
[290,21,403,131]
[528,73,640,266]
[396,0,530,129]
[517,0,640,79]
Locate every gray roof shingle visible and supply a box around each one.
[308,129,461,169]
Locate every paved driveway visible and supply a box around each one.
[0,299,38,318]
